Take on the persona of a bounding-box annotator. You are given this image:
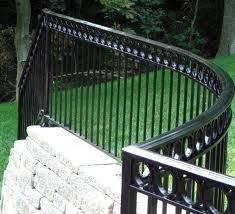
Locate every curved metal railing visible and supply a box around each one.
[18,9,235,213]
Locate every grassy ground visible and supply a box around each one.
[0,55,234,185]
[49,69,199,157]
[213,55,235,176]
[0,102,17,186]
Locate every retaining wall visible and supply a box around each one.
[0,126,153,214]
[0,126,124,214]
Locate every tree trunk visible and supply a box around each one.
[15,0,31,101]
[217,0,235,56]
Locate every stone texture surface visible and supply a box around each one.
[0,126,173,214]
[0,126,121,214]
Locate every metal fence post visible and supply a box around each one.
[44,18,50,117]
[121,151,137,214]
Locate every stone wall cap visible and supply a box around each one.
[27,126,118,172]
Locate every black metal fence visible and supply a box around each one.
[18,9,235,213]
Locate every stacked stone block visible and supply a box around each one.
[0,126,122,214]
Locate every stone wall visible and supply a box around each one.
[0,126,124,214]
[0,125,177,214]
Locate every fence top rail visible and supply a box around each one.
[123,145,235,189]
[42,9,234,150]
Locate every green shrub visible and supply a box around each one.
[0,27,16,102]
[100,0,206,55]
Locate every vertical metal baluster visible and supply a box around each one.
[28,70,31,127]
[121,154,137,214]
[40,36,44,111]
[31,54,35,124]
[23,90,27,137]
[108,50,115,152]
[91,44,96,142]
[162,172,168,213]
[33,56,37,124]
[96,47,102,146]
[37,38,40,120]
[32,62,35,122]
[64,34,69,126]
[202,87,207,113]
[32,64,36,124]
[175,72,181,127]
[102,49,108,150]
[25,76,29,130]
[205,88,210,170]
[37,41,41,120]
[183,76,188,124]
[28,60,32,126]
[69,36,74,130]
[26,77,30,134]
[31,64,34,125]
[220,137,225,212]
[128,58,135,145]
[54,31,59,122]
[211,145,217,205]
[221,137,225,176]
[30,60,34,125]
[147,166,158,214]
[52,30,56,120]
[79,41,85,135]
[115,52,121,156]
[18,84,21,138]
[49,30,54,119]
[150,64,158,138]
[44,25,50,120]
[36,42,40,121]
[122,56,128,147]
[159,66,165,135]
[223,133,228,210]
[135,62,142,143]
[196,82,201,116]
[147,197,157,214]
[21,91,25,138]
[85,43,90,139]
[33,52,38,124]
[59,33,63,124]
[143,62,149,140]
[74,38,79,133]
[224,132,228,175]
[24,75,28,136]
[216,141,222,211]
[36,41,41,119]
[18,89,22,138]
[23,81,27,135]
[168,69,173,131]
[30,66,36,122]
[208,91,212,108]
[28,70,32,126]
[190,81,195,120]
[211,93,217,207]
[198,86,206,176]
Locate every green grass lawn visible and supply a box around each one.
[213,55,235,176]
[0,55,234,185]
[50,69,198,157]
[0,102,17,186]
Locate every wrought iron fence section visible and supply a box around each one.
[121,146,235,213]
[17,9,235,214]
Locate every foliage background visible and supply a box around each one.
[0,0,226,102]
